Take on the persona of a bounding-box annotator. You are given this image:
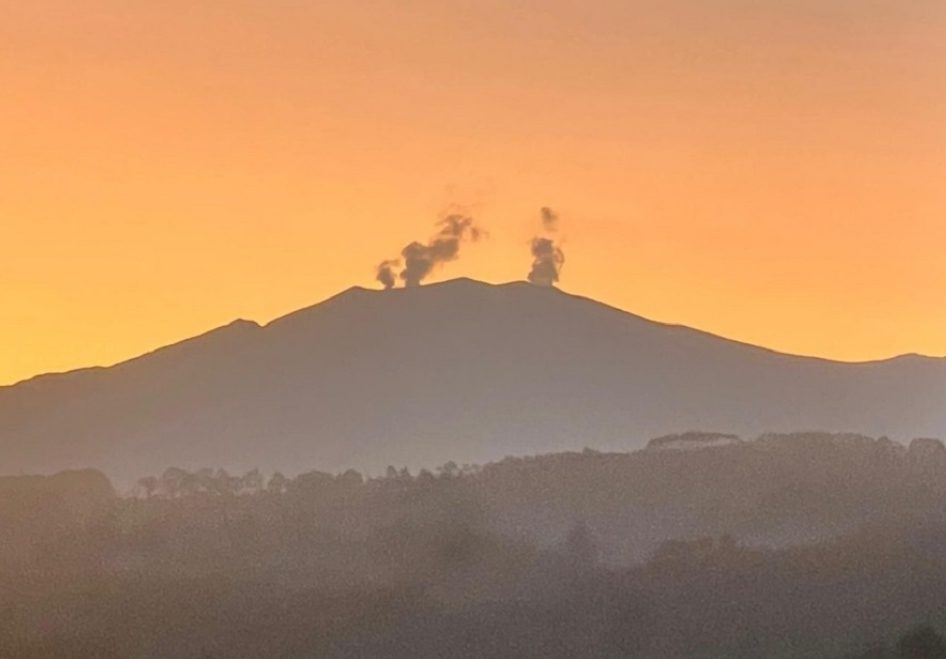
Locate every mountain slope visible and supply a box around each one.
[1,278,944,478]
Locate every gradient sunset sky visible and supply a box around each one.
[3,0,945,385]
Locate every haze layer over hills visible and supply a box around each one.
[1,278,944,479]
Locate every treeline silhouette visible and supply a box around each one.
[2,432,946,658]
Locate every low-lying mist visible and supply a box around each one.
[3,432,946,658]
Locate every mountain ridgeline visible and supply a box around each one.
[1,278,944,479]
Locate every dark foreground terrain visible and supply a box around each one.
[3,432,946,658]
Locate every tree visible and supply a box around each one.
[194,468,215,494]
[337,469,364,489]
[267,472,288,495]
[241,468,264,494]
[160,467,189,498]
[212,468,238,497]
[290,470,334,493]
[137,476,158,499]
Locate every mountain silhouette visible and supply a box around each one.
[1,278,944,479]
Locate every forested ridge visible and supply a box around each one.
[3,432,946,658]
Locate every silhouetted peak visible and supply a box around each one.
[268,277,565,331]
[424,276,494,289]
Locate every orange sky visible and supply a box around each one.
[2,0,945,385]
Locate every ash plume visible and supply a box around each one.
[528,237,565,287]
[528,207,565,287]
[375,214,482,289]
[375,260,399,290]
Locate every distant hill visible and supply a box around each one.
[6,434,946,658]
[474,432,946,561]
[1,278,944,479]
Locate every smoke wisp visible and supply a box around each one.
[528,206,565,287]
[375,260,399,290]
[375,214,482,289]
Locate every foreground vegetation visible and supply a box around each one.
[2,432,946,657]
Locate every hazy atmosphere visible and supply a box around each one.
[3,2,946,658]
[3,0,946,385]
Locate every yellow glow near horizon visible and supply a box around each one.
[2,0,945,385]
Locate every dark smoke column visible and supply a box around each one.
[527,206,565,287]
[400,214,480,287]
[375,260,399,289]
[374,214,482,289]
